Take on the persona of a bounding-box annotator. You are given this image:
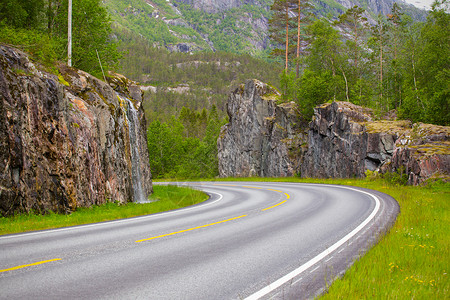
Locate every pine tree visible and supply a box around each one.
[269,0,297,71]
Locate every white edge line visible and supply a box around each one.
[0,190,223,240]
[244,186,381,300]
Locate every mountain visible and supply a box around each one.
[104,0,427,55]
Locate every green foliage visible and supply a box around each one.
[273,2,449,126]
[52,0,121,77]
[0,0,44,29]
[147,107,226,179]
[0,22,63,66]
[0,0,121,77]
[0,185,208,235]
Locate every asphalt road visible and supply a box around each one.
[0,182,399,299]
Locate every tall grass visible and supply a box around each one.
[0,185,208,235]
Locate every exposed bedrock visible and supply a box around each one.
[217,80,449,185]
[0,45,152,216]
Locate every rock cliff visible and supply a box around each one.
[0,45,152,216]
[217,79,307,177]
[173,0,267,14]
[217,81,449,184]
[301,102,375,178]
[301,102,450,183]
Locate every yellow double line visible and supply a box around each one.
[135,215,247,243]
[136,185,291,243]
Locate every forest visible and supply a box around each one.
[269,0,449,125]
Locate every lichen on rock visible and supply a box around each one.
[0,45,152,216]
[217,79,307,177]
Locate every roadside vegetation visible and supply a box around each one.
[0,185,208,235]
[193,176,448,299]
[317,179,449,299]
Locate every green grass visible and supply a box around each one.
[159,176,449,298]
[315,179,450,299]
[230,177,449,298]
[0,185,208,236]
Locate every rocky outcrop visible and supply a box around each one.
[0,45,152,216]
[218,83,449,184]
[217,79,307,177]
[301,102,375,178]
[302,102,450,184]
[378,123,450,184]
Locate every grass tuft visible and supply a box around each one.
[0,185,208,235]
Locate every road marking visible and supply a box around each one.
[0,258,61,273]
[135,215,247,243]
[267,189,283,193]
[261,191,290,211]
[213,184,238,187]
[310,266,320,273]
[0,191,224,241]
[292,277,303,285]
[325,256,333,262]
[242,186,263,189]
[244,186,381,300]
[338,248,345,254]
[262,200,287,211]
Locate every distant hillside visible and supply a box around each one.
[104,0,427,55]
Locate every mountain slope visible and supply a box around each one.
[104,0,427,55]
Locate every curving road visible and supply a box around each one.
[0,182,399,299]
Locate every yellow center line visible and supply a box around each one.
[267,189,283,193]
[0,258,62,273]
[262,200,287,211]
[261,191,291,211]
[136,215,247,243]
[242,186,263,189]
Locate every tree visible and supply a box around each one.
[293,0,313,77]
[368,14,389,110]
[387,3,406,108]
[53,0,121,77]
[0,0,44,29]
[269,0,297,71]
[334,6,370,104]
[414,0,449,124]
[335,6,368,72]
[306,18,347,101]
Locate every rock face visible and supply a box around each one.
[381,123,450,185]
[218,83,449,185]
[301,102,450,184]
[174,0,267,14]
[301,102,375,178]
[217,79,307,177]
[0,45,152,216]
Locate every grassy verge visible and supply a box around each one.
[161,177,449,298]
[0,185,208,236]
[315,179,449,299]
